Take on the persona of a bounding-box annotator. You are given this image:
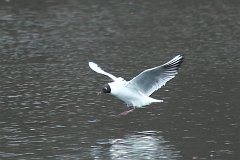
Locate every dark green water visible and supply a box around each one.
[0,0,239,159]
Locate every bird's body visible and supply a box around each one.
[89,55,184,115]
[108,80,162,108]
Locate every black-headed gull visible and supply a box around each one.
[89,55,183,115]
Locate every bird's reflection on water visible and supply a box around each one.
[90,131,181,160]
[109,131,181,159]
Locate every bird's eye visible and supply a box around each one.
[102,85,110,93]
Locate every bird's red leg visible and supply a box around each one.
[118,107,135,116]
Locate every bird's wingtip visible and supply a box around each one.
[88,62,97,70]
[174,54,184,62]
[89,61,96,67]
[176,54,184,58]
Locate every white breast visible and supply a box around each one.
[108,81,152,107]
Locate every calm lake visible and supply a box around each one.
[0,0,239,159]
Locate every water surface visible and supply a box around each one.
[0,0,239,159]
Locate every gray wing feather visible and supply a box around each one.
[128,55,184,96]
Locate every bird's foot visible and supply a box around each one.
[118,108,135,116]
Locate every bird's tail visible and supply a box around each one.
[149,97,163,103]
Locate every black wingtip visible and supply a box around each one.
[178,55,184,64]
[163,54,184,70]
[176,54,184,60]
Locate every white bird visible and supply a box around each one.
[89,55,184,115]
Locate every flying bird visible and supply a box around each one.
[89,55,184,115]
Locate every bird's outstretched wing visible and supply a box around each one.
[89,62,118,81]
[128,55,184,96]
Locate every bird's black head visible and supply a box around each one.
[102,84,111,94]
